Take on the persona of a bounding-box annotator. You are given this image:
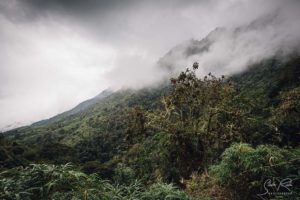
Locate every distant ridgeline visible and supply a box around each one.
[1,54,300,199]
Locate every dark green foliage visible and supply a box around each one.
[0,164,207,200]
[113,163,136,185]
[0,137,31,170]
[146,66,253,181]
[271,86,300,146]
[185,172,233,200]
[141,183,210,200]
[37,142,77,163]
[75,134,117,163]
[122,132,171,183]
[210,143,300,199]
[125,106,147,145]
[232,56,300,145]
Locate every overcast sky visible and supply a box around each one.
[0,0,300,130]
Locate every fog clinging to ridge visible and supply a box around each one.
[0,0,300,130]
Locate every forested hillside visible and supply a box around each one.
[1,54,299,199]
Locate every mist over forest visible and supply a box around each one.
[0,0,300,200]
[1,0,300,130]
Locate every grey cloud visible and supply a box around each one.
[157,1,300,79]
[0,0,300,130]
[2,0,202,22]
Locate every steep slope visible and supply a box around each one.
[5,86,169,145]
[32,89,113,127]
[3,54,299,164]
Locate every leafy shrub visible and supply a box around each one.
[271,86,300,146]
[209,143,300,200]
[113,163,136,185]
[142,183,210,200]
[186,172,233,200]
[122,132,173,184]
[0,163,206,200]
[81,160,103,174]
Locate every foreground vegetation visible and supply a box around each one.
[0,163,207,200]
[1,56,300,199]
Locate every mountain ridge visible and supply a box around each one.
[32,89,113,127]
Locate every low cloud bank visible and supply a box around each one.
[0,0,300,130]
